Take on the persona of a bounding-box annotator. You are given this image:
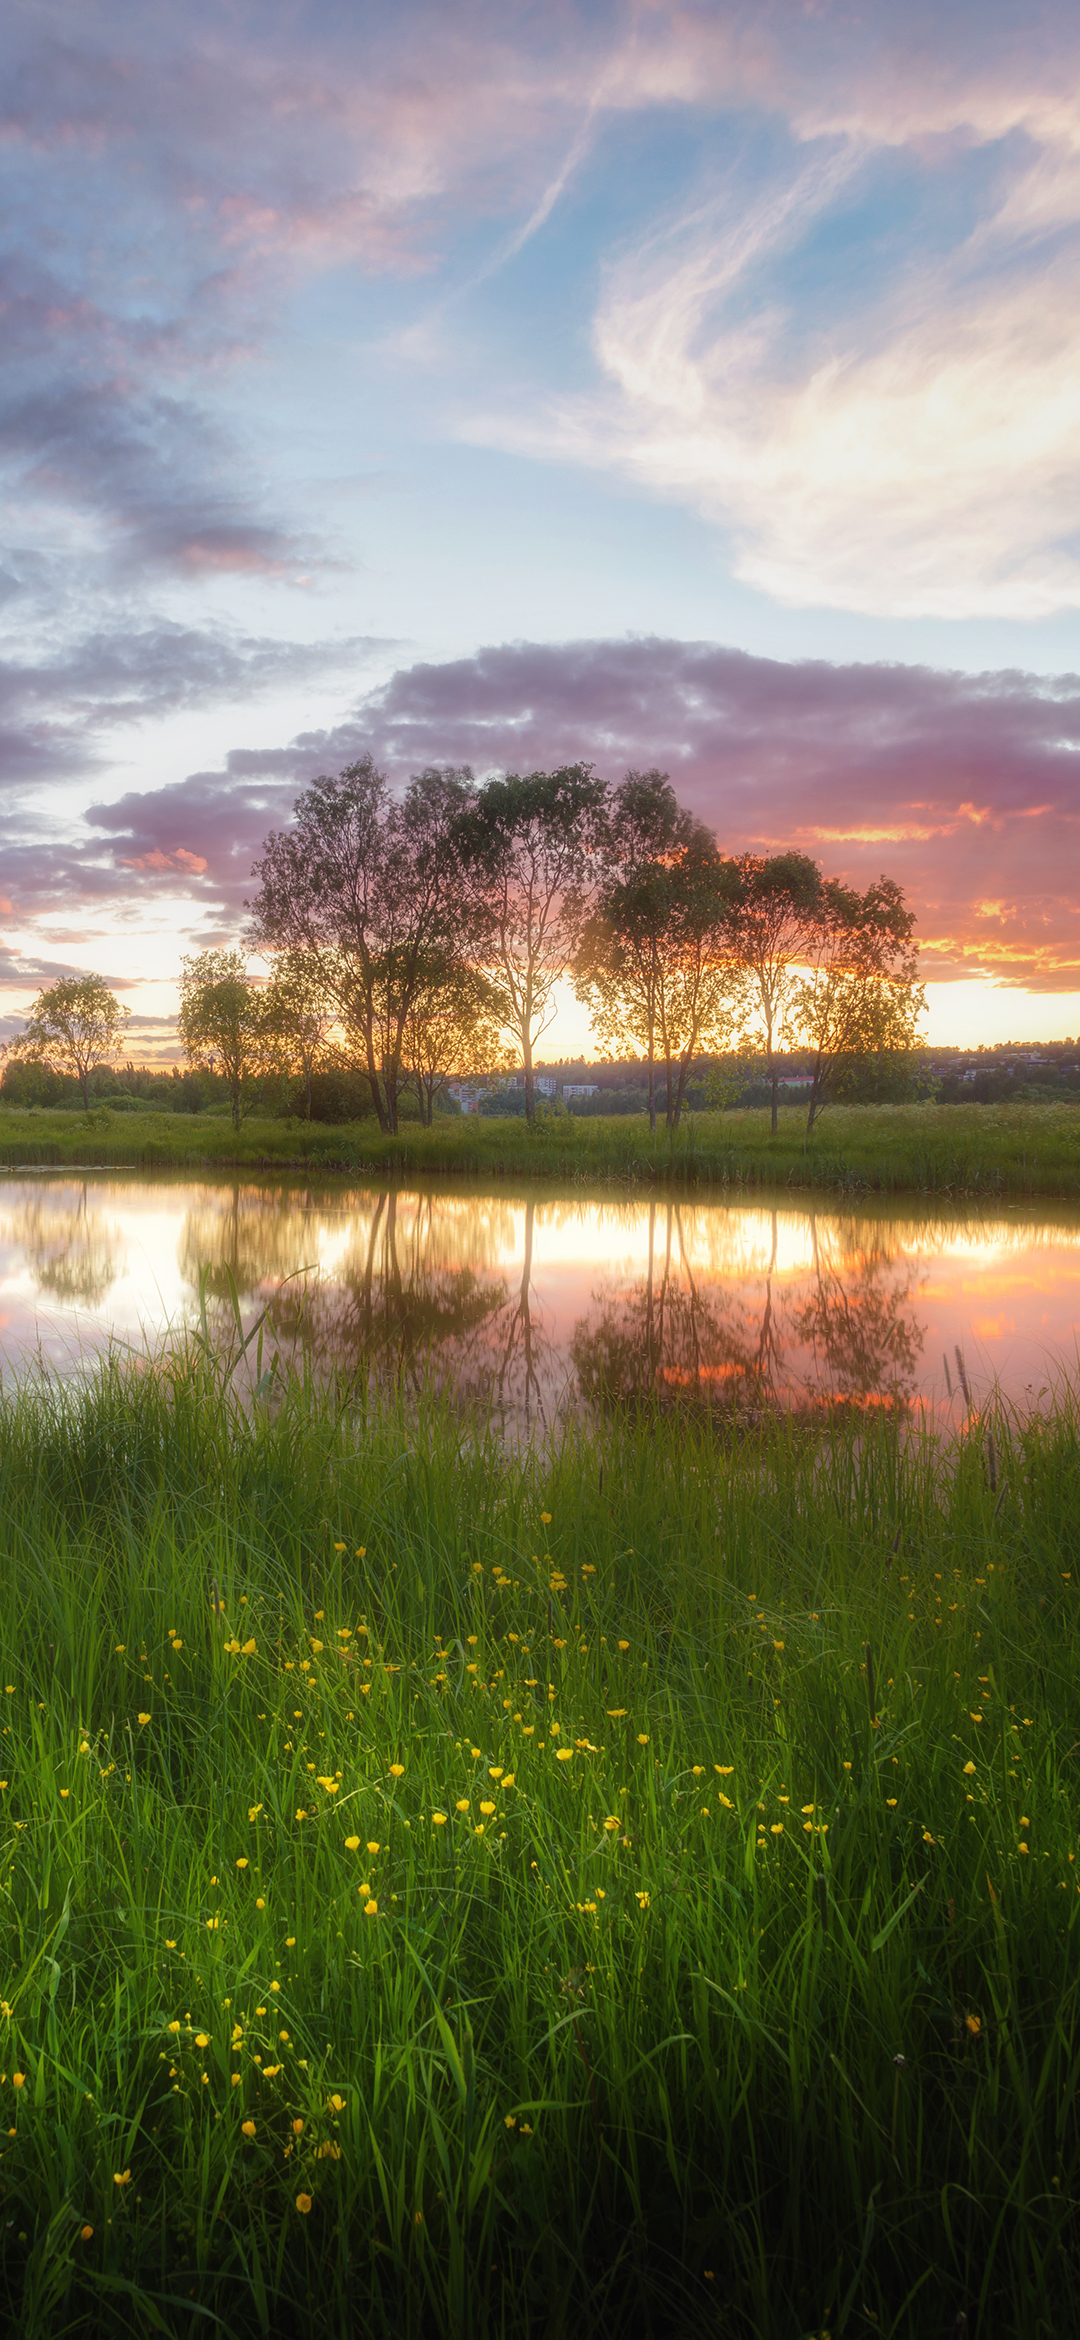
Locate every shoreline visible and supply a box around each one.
[0,1095,1079,1197]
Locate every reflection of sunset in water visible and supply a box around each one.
[0,1174,1077,1427]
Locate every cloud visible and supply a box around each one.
[83,769,306,917]
[472,132,1080,618]
[427,3,1080,620]
[0,939,131,993]
[0,619,382,792]
[68,633,1080,990]
[10,2,1080,625]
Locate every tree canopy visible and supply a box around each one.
[229,754,927,1133]
[3,973,128,1109]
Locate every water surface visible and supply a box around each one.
[0,1173,1077,1428]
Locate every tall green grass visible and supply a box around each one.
[1,1097,1080,1197]
[0,1349,1078,2334]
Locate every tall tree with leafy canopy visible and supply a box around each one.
[177,951,277,1130]
[730,853,825,1132]
[263,950,339,1121]
[573,770,740,1130]
[786,875,924,1133]
[2,973,128,1108]
[455,765,606,1124]
[247,759,473,1134]
[573,769,706,1133]
[400,952,510,1126]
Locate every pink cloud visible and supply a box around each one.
[82,634,1080,991]
[357,636,1080,988]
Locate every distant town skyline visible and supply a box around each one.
[4,0,1080,1058]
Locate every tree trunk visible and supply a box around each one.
[769,1041,778,1135]
[79,1067,89,1109]
[522,1029,535,1125]
[647,1050,656,1135]
[305,1061,312,1121]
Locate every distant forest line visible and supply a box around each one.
[3,1040,1080,1122]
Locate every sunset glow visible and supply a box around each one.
[4,3,1080,1050]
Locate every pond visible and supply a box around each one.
[0,1172,1077,1430]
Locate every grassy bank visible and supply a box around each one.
[0,1355,1078,2335]
[1,1096,1080,1197]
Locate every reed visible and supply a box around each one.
[0,1349,1077,2334]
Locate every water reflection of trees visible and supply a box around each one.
[570,1204,922,1421]
[178,1185,559,1429]
[3,1185,125,1307]
[176,1184,924,1430]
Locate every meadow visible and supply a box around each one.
[0,1334,1078,2336]
[1,1096,1080,1197]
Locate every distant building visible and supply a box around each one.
[563,1082,599,1097]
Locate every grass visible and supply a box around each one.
[1,1096,1080,1197]
[0,1342,1078,2335]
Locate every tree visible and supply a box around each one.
[573,774,742,1130]
[729,853,825,1133]
[400,952,511,1126]
[247,759,472,1135]
[177,950,277,1130]
[456,766,607,1124]
[263,950,338,1121]
[573,769,707,1133]
[652,844,744,1128]
[2,973,128,1109]
[785,876,924,1134]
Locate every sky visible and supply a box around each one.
[4,0,1080,1063]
